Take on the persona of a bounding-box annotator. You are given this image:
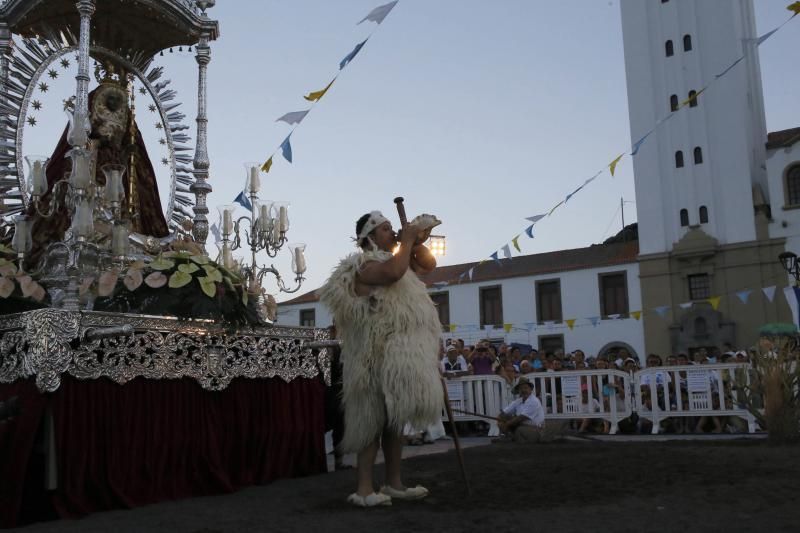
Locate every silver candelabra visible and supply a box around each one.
[218,162,306,294]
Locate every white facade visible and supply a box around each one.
[766,135,800,285]
[621,0,768,255]
[278,257,645,359]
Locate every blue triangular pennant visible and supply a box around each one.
[280,134,293,163]
[234,191,252,211]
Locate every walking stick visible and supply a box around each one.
[450,408,501,422]
[441,377,471,496]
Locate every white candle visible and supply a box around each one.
[271,220,281,243]
[222,209,233,235]
[104,169,122,203]
[260,205,270,231]
[279,205,288,232]
[222,243,233,269]
[12,216,29,253]
[70,149,91,189]
[74,199,94,238]
[249,166,260,193]
[32,160,46,196]
[112,224,129,256]
[70,110,88,147]
[294,246,306,274]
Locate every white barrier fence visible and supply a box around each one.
[441,363,758,436]
[634,363,757,434]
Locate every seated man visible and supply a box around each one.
[497,377,545,442]
[441,344,470,377]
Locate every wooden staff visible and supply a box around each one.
[451,408,501,422]
[441,377,471,495]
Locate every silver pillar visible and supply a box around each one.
[190,33,212,246]
[74,0,95,131]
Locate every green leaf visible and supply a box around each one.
[202,264,223,282]
[178,263,200,274]
[198,276,217,298]
[0,243,14,255]
[189,254,210,265]
[224,276,236,291]
[150,257,175,271]
[168,270,192,288]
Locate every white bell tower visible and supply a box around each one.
[620,0,768,255]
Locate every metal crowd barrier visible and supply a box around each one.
[440,363,759,436]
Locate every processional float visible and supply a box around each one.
[0,0,329,398]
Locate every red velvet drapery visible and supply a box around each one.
[0,376,326,528]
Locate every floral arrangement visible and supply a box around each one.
[90,250,273,325]
[0,243,277,326]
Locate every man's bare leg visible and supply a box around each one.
[356,438,380,497]
[381,428,405,490]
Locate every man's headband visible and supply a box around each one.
[357,211,390,241]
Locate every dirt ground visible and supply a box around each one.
[13,439,800,533]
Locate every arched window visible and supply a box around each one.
[665,40,674,57]
[785,164,800,206]
[699,205,708,223]
[683,34,692,51]
[694,146,703,164]
[670,94,679,112]
[680,209,689,227]
[694,317,707,336]
[675,150,684,168]
[688,90,698,108]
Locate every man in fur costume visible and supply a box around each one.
[319,211,442,507]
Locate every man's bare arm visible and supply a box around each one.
[356,225,421,287]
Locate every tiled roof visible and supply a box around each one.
[279,240,639,306]
[766,127,800,150]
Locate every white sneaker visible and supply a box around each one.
[380,485,429,500]
[347,492,392,507]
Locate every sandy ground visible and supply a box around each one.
[12,437,800,533]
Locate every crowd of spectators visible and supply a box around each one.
[439,338,755,435]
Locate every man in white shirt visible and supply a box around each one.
[440,345,470,377]
[497,377,546,442]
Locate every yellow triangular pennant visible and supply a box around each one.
[566,318,576,330]
[707,296,721,310]
[304,79,335,102]
[788,2,800,16]
[608,153,624,176]
[630,310,641,321]
[503,323,512,333]
[679,88,705,108]
[449,324,457,333]
[511,235,521,253]
[261,156,273,173]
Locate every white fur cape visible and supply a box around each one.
[318,249,443,453]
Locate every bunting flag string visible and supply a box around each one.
[258,1,400,174]
[438,5,797,288]
[441,278,797,337]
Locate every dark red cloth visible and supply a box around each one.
[0,376,326,527]
[0,381,49,528]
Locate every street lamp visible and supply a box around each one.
[426,234,446,257]
[779,251,800,285]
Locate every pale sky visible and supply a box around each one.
[21,1,800,301]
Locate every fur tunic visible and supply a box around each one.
[318,250,443,453]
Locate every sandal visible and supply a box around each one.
[380,485,429,500]
[347,492,392,507]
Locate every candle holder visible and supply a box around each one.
[216,162,305,294]
[101,163,127,218]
